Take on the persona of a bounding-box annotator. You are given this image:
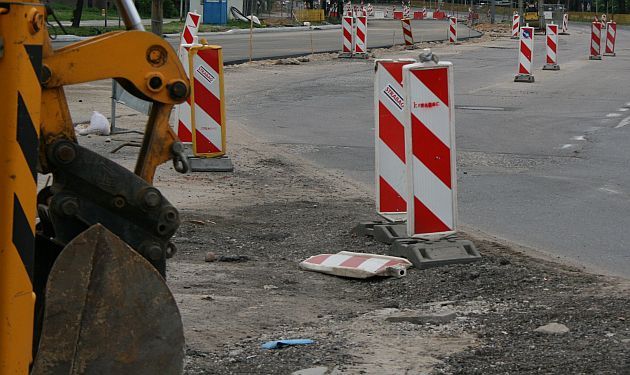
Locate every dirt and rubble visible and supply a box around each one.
[69,118,630,374]
[63,34,630,374]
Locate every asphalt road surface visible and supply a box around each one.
[50,19,481,62]
[228,23,630,278]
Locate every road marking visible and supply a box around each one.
[571,135,585,141]
[560,144,574,149]
[606,113,622,118]
[599,187,622,195]
[456,106,506,111]
[619,108,629,112]
[615,116,630,129]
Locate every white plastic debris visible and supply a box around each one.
[299,251,412,279]
[75,111,111,136]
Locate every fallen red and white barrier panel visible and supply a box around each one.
[300,251,412,278]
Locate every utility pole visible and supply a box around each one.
[490,0,496,23]
[152,0,163,35]
[518,0,523,24]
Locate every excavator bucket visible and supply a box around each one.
[32,224,185,375]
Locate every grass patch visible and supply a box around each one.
[47,19,267,36]
[49,3,120,21]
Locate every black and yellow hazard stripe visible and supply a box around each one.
[0,4,44,372]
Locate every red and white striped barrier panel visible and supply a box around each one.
[176,11,201,143]
[413,11,424,20]
[340,15,354,56]
[180,11,201,46]
[543,23,560,70]
[511,13,520,39]
[367,3,373,16]
[188,45,226,157]
[401,18,414,47]
[300,251,412,279]
[394,10,403,19]
[374,59,416,221]
[515,26,534,82]
[434,10,446,20]
[330,4,338,17]
[590,21,602,60]
[354,15,368,55]
[605,21,616,56]
[402,61,457,237]
[448,16,457,43]
[560,13,569,34]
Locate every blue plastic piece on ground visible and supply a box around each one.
[261,339,315,349]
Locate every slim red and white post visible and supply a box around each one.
[402,59,457,237]
[543,23,560,70]
[176,11,202,143]
[590,21,602,60]
[354,15,368,57]
[560,13,569,35]
[511,13,520,39]
[515,26,534,82]
[401,18,414,48]
[374,59,416,222]
[340,15,354,57]
[448,16,458,43]
[604,21,616,56]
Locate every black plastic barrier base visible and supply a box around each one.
[389,236,481,269]
[188,156,234,172]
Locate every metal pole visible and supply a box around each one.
[518,0,523,24]
[490,0,495,23]
[249,0,254,62]
[111,79,117,132]
[114,0,145,30]
[111,0,145,132]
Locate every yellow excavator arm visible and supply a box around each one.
[1,1,190,373]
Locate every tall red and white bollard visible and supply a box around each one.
[560,13,569,35]
[187,45,227,158]
[402,53,458,238]
[543,23,560,70]
[340,15,354,57]
[176,11,202,143]
[354,15,369,58]
[515,26,534,82]
[589,21,603,60]
[401,18,414,48]
[604,21,617,56]
[372,49,480,267]
[374,58,416,222]
[448,16,458,43]
[511,13,520,39]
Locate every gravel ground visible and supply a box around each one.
[64,32,630,373]
[74,126,629,374]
